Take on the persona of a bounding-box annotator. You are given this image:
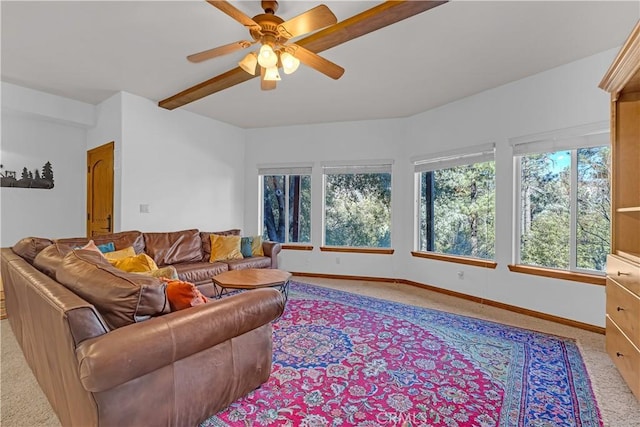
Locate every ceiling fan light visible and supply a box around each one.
[238,52,258,75]
[258,44,278,68]
[281,52,300,75]
[264,66,281,81]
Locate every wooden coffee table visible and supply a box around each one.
[212,269,292,300]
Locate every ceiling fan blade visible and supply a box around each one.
[159,1,448,109]
[187,40,253,63]
[206,0,261,31]
[260,66,277,91]
[289,44,344,80]
[277,5,337,39]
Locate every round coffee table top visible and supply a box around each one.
[212,268,292,290]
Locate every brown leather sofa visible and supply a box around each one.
[53,229,282,297]
[1,237,286,426]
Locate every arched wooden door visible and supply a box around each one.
[86,142,114,237]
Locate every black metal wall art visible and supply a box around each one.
[0,162,54,189]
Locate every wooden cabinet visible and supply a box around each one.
[600,20,640,400]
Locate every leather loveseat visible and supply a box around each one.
[52,228,281,297]
[1,234,286,426]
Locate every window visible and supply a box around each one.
[414,144,496,260]
[323,162,392,248]
[513,131,610,273]
[259,165,311,244]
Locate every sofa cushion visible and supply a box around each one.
[143,229,202,266]
[200,229,241,262]
[173,261,228,285]
[240,237,253,258]
[96,242,115,253]
[81,240,106,256]
[12,237,53,264]
[164,279,208,311]
[104,246,136,261]
[56,249,170,330]
[109,254,158,273]
[226,256,271,270]
[33,243,73,278]
[56,231,145,254]
[145,266,179,280]
[209,234,243,262]
[251,235,264,256]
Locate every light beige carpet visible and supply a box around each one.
[2,276,640,426]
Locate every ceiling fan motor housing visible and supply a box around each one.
[251,13,287,46]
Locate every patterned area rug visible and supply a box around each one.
[203,282,602,426]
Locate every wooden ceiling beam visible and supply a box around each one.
[296,0,447,53]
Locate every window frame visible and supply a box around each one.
[412,143,496,262]
[511,123,610,276]
[258,164,312,245]
[321,160,394,249]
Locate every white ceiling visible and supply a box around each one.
[2,1,638,129]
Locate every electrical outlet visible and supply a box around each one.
[335,257,341,265]
[457,271,464,279]
[139,204,150,213]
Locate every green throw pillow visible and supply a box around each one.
[240,237,253,258]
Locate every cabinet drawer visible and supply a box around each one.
[606,317,640,399]
[607,278,640,346]
[607,255,640,296]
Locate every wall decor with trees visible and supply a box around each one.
[0,162,54,189]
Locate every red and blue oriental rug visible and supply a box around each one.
[204,282,602,426]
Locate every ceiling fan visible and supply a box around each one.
[188,0,344,91]
[159,0,448,110]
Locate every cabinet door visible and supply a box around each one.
[607,278,640,345]
[607,255,640,295]
[611,99,640,256]
[606,317,640,399]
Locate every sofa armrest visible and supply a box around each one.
[75,288,285,392]
[262,241,282,269]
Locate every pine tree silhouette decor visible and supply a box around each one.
[1,161,54,189]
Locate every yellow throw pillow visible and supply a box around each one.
[251,235,264,256]
[209,234,243,262]
[109,254,158,273]
[104,246,136,261]
[145,266,179,280]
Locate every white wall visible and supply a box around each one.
[401,48,616,327]
[1,83,95,245]
[118,92,246,232]
[1,82,94,128]
[244,118,407,278]
[2,85,247,243]
[244,48,618,327]
[86,92,247,233]
[86,92,124,231]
